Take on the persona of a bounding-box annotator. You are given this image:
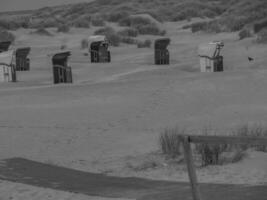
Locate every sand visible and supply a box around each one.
[0,21,266,198]
[0,180,131,200]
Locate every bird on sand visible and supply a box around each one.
[248,56,254,62]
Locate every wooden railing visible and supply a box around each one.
[179,135,267,200]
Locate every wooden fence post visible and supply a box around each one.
[182,136,202,200]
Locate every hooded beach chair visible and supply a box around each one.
[88,35,111,63]
[198,41,224,72]
[154,38,170,65]
[52,51,72,84]
[15,47,31,71]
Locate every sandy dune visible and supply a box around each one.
[0,22,267,198]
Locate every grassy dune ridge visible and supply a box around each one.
[0,0,267,34]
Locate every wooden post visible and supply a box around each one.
[180,135,267,200]
[182,136,202,200]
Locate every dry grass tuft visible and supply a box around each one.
[232,124,267,152]
[80,39,88,49]
[159,127,185,158]
[159,124,267,167]
[137,39,151,48]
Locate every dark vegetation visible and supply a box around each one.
[120,37,137,45]
[81,38,89,49]
[0,30,15,43]
[0,16,29,30]
[159,124,267,167]
[159,127,184,158]
[118,15,165,36]
[257,28,267,43]
[91,15,106,26]
[182,0,267,40]
[94,26,121,46]
[137,39,152,48]
[238,28,253,40]
[94,26,151,47]
[57,24,70,33]
[0,0,263,29]
[71,18,91,28]
[0,0,266,42]
[118,28,139,37]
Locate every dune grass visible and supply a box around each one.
[257,28,267,44]
[137,39,152,48]
[159,124,267,166]
[57,24,70,33]
[159,127,185,158]
[0,0,259,31]
[0,30,15,43]
[1,0,266,45]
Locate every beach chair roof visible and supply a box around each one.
[198,41,224,58]
[16,47,31,58]
[52,51,71,63]
[154,38,170,49]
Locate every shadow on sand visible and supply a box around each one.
[0,158,266,200]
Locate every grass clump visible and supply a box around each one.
[254,18,267,33]
[196,124,267,166]
[159,127,184,158]
[118,28,138,37]
[118,15,166,36]
[106,11,130,22]
[94,26,121,46]
[57,24,70,33]
[72,18,91,28]
[94,27,145,46]
[137,24,166,36]
[91,16,105,26]
[0,30,15,43]
[190,21,208,33]
[195,128,229,166]
[159,123,267,167]
[238,28,253,40]
[195,142,229,166]
[81,38,89,49]
[119,16,152,27]
[232,124,267,152]
[256,28,267,44]
[120,37,137,45]
[94,26,115,35]
[107,33,121,47]
[137,39,152,48]
[196,143,229,166]
[0,17,30,30]
[190,21,221,33]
